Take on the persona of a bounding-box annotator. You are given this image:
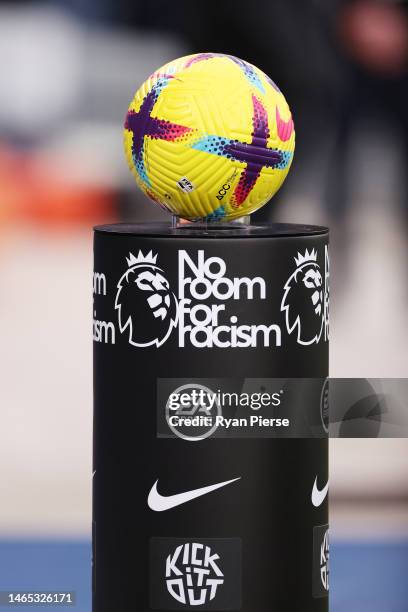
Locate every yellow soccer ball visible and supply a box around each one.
[124,53,295,222]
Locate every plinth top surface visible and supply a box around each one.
[94,222,328,239]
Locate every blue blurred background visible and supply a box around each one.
[0,0,408,610]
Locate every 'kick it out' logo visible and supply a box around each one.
[165,542,224,606]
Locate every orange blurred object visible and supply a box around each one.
[0,145,117,227]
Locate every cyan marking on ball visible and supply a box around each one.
[204,205,227,221]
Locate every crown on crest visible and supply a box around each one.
[126,250,158,267]
[294,248,317,267]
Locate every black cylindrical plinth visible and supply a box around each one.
[93,223,329,612]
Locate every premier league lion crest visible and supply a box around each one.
[281,248,329,345]
[115,251,178,347]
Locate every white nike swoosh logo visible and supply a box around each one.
[312,477,329,507]
[148,477,241,512]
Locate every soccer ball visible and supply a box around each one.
[124,53,295,222]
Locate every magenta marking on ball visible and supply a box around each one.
[276,106,294,142]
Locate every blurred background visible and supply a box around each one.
[0,0,407,610]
